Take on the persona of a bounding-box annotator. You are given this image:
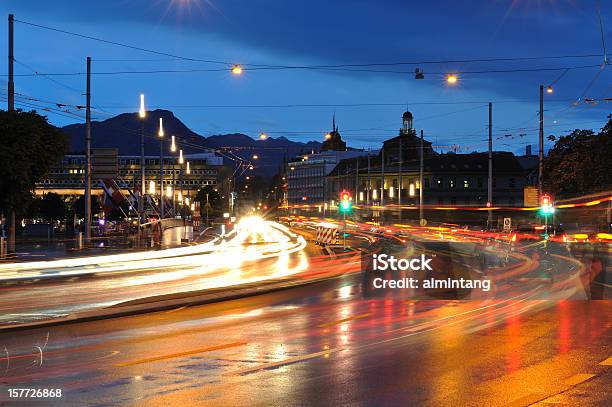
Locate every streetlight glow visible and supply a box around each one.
[179,149,184,165]
[547,85,553,94]
[158,117,164,138]
[324,133,332,140]
[171,135,177,152]
[231,64,243,75]
[446,74,458,84]
[186,161,191,175]
[148,180,155,194]
[259,132,268,140]
[139,94,146,118]
[252,155,259,160]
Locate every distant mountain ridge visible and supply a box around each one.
[62,109,321,176]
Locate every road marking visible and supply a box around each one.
[115,342,247,367]
[563,373,595,386]
[226,347,344,376]
[505,392,549,407]
[599,356,612,366]
[316,313,371,328]
[165,305,188,313]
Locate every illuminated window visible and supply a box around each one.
[463,180,469,188]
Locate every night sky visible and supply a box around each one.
[0,0,610,153]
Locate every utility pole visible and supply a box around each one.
[355,157,359,205]
[539,85,544,197]
[398,137,402,220]
[7,14,15,253]
[158,118,164,221]
[380,148,385,225]
[419,130,424,226]
[85,57,92,243]
[8,14,14,112]
[367,149,371,206]
[488,102,493,228]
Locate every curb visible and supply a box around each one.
[0,272,341,334]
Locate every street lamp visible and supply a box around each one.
[178,149,184,165]
[158,117,165,220]
[259,132,268,140]
[252,154,259,160]
[138,94,146,227]
[231,64,243,75]
[546,85,553,94]
[446,74,458,85]
[324,133,332,140]
[170,135,177,152]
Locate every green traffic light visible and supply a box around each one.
[339,200,352,213]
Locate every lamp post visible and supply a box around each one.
[158,118,165,221]
[138,94,146,227]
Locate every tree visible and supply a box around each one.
[39,193,67,223]
[73,195,101,220]
[0,110,69,251]
[543,118,612,198]
[196,186,222,223]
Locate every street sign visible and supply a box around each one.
[92,148,118,179]
[503,218,511,230]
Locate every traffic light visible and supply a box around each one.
[339,190,352,213]
[539,194,554,215]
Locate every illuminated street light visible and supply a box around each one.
[249,165,254,170]
[252,154,259,160]
[409,183,416,197]
[446,74,458,85]
[546,85,553,94]
[259,132,268,140]
[148,180,156,194]
[170,135,177,152]
[158,117,164,138]
[139,93,146,118]
[231,64,243,75]
[186,161,191,175]
[179,149,184,165]
[324,133,332,140]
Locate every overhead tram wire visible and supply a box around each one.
[1,64,604,77]
[11,18,605,71]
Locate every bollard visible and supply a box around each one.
[0,236,5,259]
[76,232,83,250]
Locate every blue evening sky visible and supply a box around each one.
[0,0,610,153]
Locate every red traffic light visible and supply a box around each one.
[541,194,551,205]
[340,190,351,201]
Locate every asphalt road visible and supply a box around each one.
[0,222,609,406]
[0,271,609,406]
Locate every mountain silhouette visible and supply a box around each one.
[62,109,321,176]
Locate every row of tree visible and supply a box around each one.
[543,116,611,198]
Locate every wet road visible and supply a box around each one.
[0,220,609,406]
[0,270,609,406]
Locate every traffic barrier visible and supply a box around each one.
[316,226,338,245]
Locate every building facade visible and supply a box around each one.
[325,110,537,208]
[35,152,223,199]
